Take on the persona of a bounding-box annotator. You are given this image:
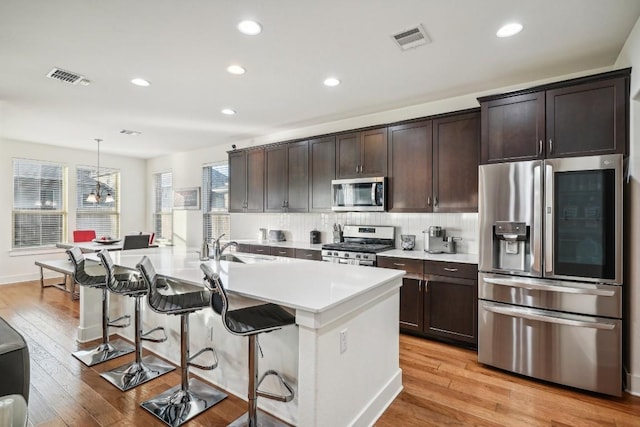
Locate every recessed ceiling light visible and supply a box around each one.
[496,22,523,38]
[221,108,236,115]
[120,129,141,136]
[323,77,341,87]
[238,20,262,35]
[227,65,246,75]
[131,78,150,87]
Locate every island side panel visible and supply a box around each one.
[297,281,402,426]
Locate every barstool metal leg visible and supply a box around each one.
[73,288,134,366]
[100,296,175,391]
[141,313,227,427]
[229,335,291,427]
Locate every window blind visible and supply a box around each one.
[153,171,173,242]
[76,166,120,238]
[12,159,66,249]
[202,162,230,240]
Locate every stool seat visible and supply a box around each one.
[223,304,295,335]
[67,247,134,367]
[97,250,175,391]
[202,263,295,427]
[137,256,226,427]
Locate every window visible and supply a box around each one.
[76,166,120,238]
[202,162,230,240]
[153,171,173,243]
[12,159,66,249]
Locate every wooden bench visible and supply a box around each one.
[34,259,78,300]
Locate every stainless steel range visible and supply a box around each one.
[322,225,394,266]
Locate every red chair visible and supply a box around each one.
[73,230,96,242]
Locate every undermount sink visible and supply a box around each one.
[218,253,245,263]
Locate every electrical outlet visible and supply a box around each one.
[209,326,214,341]
[340,329,347,354]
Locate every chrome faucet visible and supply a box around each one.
[210,233,238,261]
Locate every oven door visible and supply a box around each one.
[544,154,623,285]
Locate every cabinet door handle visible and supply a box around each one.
[549,138,553,154]
[393,263,406,267]
[277,251,287,255]
[305,254,313,257]
[355,165,359,173]
[538,140,543,155]
[434,196,438,207]
[256,249,265,253]
[427,196,432,206]
[443,267,458,272]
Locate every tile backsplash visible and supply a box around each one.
[230,212,478,254]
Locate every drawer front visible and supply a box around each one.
[424,260,477,279]
[270,247,295,258]
[378,257,423,278]
[238,244,270,255]
[295,248,322,261]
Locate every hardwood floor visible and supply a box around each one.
[1,280,639,426]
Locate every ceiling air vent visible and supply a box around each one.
[46,67,91,85]
[391,24,431,51]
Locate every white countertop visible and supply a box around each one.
[378,249,478,264]
[89,247,403,314]
[235,239,477,264]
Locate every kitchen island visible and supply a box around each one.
[78,247,404,426]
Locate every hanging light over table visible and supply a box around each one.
[86,138,114,203]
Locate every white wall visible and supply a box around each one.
[615,15,640,395]
[0,137,147,284]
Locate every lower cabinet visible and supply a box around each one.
[237,243,270,255]
[295,248,322,261]
[378,257,478,348]
[270,247,295,258]
[237,244,321,260]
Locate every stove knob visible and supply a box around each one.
[356,254,361,259]
[344,253,349,258]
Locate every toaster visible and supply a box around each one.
[268,229,286,242]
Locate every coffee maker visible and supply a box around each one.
[423,226,457,254]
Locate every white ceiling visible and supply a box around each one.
[1,0,639,159]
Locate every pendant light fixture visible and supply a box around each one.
[86,138,114,203]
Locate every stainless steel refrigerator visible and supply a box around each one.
[478,154,623,396]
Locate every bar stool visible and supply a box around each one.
[66,247,134,366]
[201,263,295,427]
[97,250,175,391]
[136,256,227,427]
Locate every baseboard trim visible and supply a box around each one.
[625,368,640,396]
[349,368,403,427]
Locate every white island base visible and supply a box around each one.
[77,249,404,426]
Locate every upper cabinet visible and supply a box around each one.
[265,141,309,213]
[479,69,630,164]
[309,136,336,212]
[336,128,387,178]
[229,148,264,213]
[388,111,479,213]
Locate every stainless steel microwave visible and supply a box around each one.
[331,177,386,212]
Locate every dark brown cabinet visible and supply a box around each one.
[236,243,269,255]
[480,70,629,164]
[229,148,264,213]
[433,112,480,212]
[294,248,322,261]
[378,256,477,348]
[388,111,479,213]
[270,247,295,258]
[377,257,424,332]
[336,128,387,178]
[309,136,336,212]
[423,261,477,346]
[265,141,309,213]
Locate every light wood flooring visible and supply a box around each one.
[1,279,639,426]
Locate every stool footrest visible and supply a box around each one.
[107,314,131,329]
[141,326,168,343]
[188,346,219,371]
[257,370,295,403]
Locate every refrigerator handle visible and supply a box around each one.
[544,162,553,275]
[481,302,617,330]
[532,164,542,274]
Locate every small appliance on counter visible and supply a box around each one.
[310,230,321,244]
[258,228,267,242]
[332,223,343,243]
[422,226,459,254]
[400,234,415,250]
[268,229,286,242]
